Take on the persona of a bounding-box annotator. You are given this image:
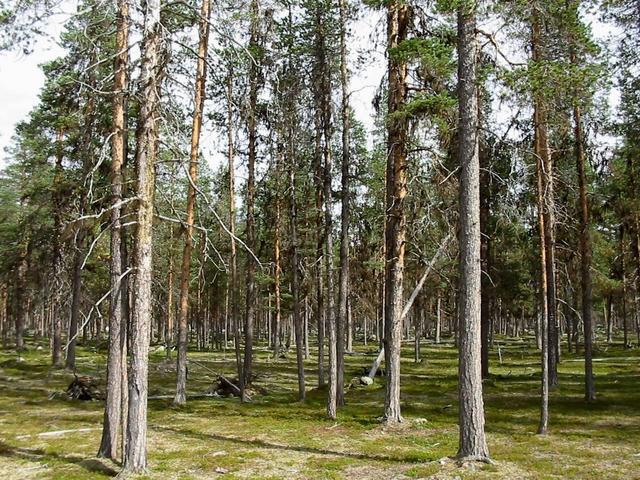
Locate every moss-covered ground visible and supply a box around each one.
[0,335,638,479]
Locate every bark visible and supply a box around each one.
[620,225,629,348]
[605,295,612,343]
[122,0,163,470]
[414,298,421,363]
[273,163,282,358]
[166,227,175,349]
[532,7,558,387]
[532,10,550,435]
[97,0,129,458]
[571,68,595,400]
[15,244,28,351]
[226,70,243,391]
[51,128,65,365]
[315,118,325,388]
[336,0,350,408]
[1,284,7,348]
[174,0,211,406]
[456,4,489,460]
[383,0,409,425]
[66,59,97,369]
[435,292,441,344]
[289,145,306,401]
[479,125,491,379]
[65,224,85,370]
[632,218,640,346]
[310,2,336,418]
[323,74,337,420]
[243,0,260,391]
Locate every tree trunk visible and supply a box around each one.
[532,9,550,435]
[15,244,28,351]
[531,7,558,387]
[66,60,97,370]
[632,218,640,346]
[336,0,351,408]
[243,0,260,392]
[174,0,211,406]
[289,144,305,401]
[122,0,163,470]
[97,0,129,459]
[435,292,441,344]
[65,234,84,370]
[456,3,489,460]
[166,226,175,351]
[225,69,243,391]
[273,161,282,358]
[620,225,629,348]
[480,123,491,379]
[382,0,409,426]
[51,128,65,366]
[571,53,595,399]
[323,72,337,420]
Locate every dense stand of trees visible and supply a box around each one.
[1,0,639,473]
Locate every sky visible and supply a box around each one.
[0,16,68,166]
[0,7,386,169]
[0,4,621,169]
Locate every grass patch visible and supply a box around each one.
[0,335,638,478]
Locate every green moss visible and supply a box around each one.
[0,335,638,479]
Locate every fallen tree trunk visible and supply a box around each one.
[366,234,452,380]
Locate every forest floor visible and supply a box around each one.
[0,335,638,479]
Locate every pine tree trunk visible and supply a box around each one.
[289,146,305,401]
[65,236,84,370]
[122,0,163,470]
[66,64,97,370]
[632,218,640,346]
[456,3,489,460]
[532,10,550,435]
[323,75,337,420]
[51,128,65,366]
[97,0,129,459]
[383,0,409,425]
[531,8,558,388]
[225,70,243,390]
[243,0,260,391]
[480,124,491,379]
[15,245,28,351]
[336,0,350,408]
[174,0,211,406]
[273,162,282,358]
[0,284,7,348]
[435,293,441,344]
[315,120,325,388]
[620,225,629,348]
[572,73,595,399]
[166,227,175,350]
